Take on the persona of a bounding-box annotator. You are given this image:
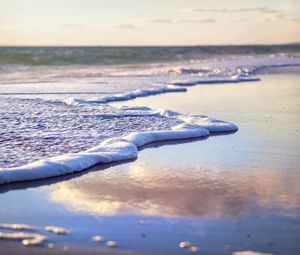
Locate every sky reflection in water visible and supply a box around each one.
[1,73,300,254]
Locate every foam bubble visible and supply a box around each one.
[0,232,47,246]
[44,226,67,235]
[0,223,36,231]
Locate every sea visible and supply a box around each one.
[1,45,299,172]
[1,45,300,255]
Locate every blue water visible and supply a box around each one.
[0,73,300,254]
[0,46,300,254]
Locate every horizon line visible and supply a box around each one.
[0,42,300,48]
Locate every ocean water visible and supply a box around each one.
[0,45,300,181]
[0,72,299,255]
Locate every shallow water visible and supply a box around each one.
[1,52,299,171]
[0,99,181,168]
[1,73,299,254]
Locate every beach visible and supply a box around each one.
[2,0,300,252]
[1,57,300,255]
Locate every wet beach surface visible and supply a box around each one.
[1,73,300,254]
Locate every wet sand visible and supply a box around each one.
[0,242,142,255]
[1,72,300,254]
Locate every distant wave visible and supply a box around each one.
[0,45,300,66]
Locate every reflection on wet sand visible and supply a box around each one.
[49,161,300,218]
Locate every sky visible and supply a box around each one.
[0,0,300,46]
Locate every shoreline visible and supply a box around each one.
[0,107,237,185]
[0,73,300,254]
[2,60,300,185]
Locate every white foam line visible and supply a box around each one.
[64,76,262,106]
[171,76,260,86]
[0,108,237,185]
[64,85,186,105]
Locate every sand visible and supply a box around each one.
[1,72,300,254]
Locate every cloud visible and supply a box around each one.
[112,18,217,30]
[234,17,247,22]
[275,13,300,22]
[258,12,300,22]
[116,24,137,29]
[179,18,215,23]
[185,6,280,14]
[147,18,216,24]
[148,19,173,23]
[182,6,300,23]
[60,24,85,28]
[286,17,300,22]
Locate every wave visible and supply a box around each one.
[171,76,260,86]
[1,45,299,66]
[64,85,186,105]
[1,55,299,95]
[0,107,237,184]
[62,74,263,106]
[0,44,300,66]
[1,54,300,185]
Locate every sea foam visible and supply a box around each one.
[64,85,186,105]
[0,107,237,184]
[1,54,299,184]
[0,232,47,246]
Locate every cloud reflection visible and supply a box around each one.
[49,162,300,218]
